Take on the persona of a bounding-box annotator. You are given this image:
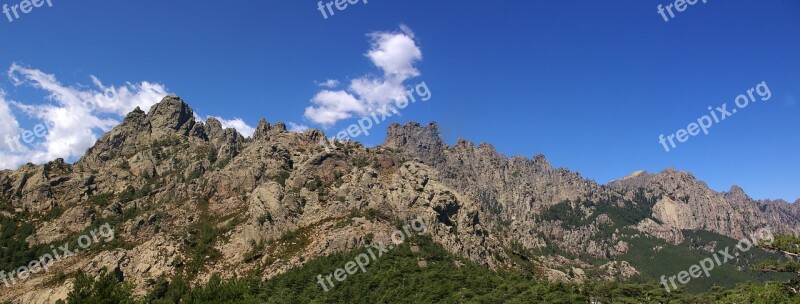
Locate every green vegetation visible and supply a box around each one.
[335,209,387,229]
[151,137,183,150]
[257,212,273,226]
[540,190,659,233]
[65,270,135,304]
[754,259,800,273]
[541,198,655,232]
[205,147,218,163]
[118,180,156,204]
[351,155,371,168]
[620,230,794,293]
[766,235,800,255]
[347,208,384,221]
[40,205,67,221]
[753,234,800,294]
[304,175,328,204]
[272,227,311,258]
[540,200,587,229]
[87,193,115,208]
[0,190,148,276]
[592,195,660,229]
[184,168,204,183]
[212,156,232,171]
[242,241,266,264]
[0,215,38,272]
[279,230,297,243]
[118,185,138,203]
[186,214,225,275]
[305,176,323,192]
[0,197,13,213]
[272,171,290,187]
[65,235,800,303]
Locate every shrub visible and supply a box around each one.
[66,270,134,304]
[118,186,137,203]
[274,171,291,187]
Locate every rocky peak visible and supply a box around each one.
[384,122,446,166]
[124,106,147,122]
[608,170,652,190]
[653,168,705,187]
[267,122,288,139]
[454,138,473,149]
[42,158,71,178]
[610,168,706,194]
[618,170,648,182]
[725,185,750,203]
[532,154,552,170]
[110,106,149,136]
[272,122,287,132]
[205,117,225,139]
[253,119,271,140]
[146,95,196,136]
[303,129,326,143]
[385,122,443,147]
[81,96,208,168]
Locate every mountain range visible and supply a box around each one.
[0,96,797,303]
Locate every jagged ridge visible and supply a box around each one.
[0,96,797,302]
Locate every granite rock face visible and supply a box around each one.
[609,169,800,241]
[0,97,797,302]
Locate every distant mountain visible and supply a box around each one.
[0,96,797,302]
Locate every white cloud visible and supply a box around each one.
[208,116,255,137]
[317,79,340,88]
[0,90,25,168]
[0,91,20,144]
[305,90,366,126]
[87,76,169,116]
[366,26,422,80]
[304,25,423,127]
[8,64,168,117]
[0,64,170,170]
[287,122,309,133]
[350,77,408,110]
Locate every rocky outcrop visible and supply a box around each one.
[0,97,797,303]
[610,168,800,242]
[147,96,196,136]
[252,119,271,141]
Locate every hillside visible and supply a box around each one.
[0,96,798,303]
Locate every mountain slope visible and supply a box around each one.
[0,96,797,303]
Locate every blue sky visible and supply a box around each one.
[0,0,797,201]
